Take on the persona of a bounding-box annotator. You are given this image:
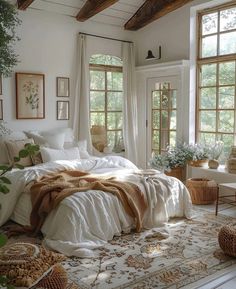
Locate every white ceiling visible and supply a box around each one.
[11,0,146,27]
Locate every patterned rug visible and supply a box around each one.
[2,210,236,289]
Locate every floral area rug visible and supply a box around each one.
[2,210,236,289]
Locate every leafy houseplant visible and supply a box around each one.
[0,0,21,76]
[0,143,39,289]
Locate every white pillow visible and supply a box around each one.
[25,131,65,149]
[64,139,90,159]
[40,147,80,163]
[0,131,27,164]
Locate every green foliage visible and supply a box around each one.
[0,0,21,76]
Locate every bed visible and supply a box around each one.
[0,155,193,258]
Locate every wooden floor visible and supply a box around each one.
[182,204,236,289]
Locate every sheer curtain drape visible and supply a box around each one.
[73,34,93,153]
[122,42,138,164]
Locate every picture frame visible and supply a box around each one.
[0,74,2,95]
[16,72,45,119]
[0,100,3,120]
[57,77,70,97]
[57,101,69,120]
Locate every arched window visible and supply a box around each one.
[89,54,124,152]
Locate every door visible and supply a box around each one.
[146,76,180,164]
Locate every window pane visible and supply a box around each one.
[202,35,217,57]
[152,130,160,151]
[220,31,236,55]
[220,8,236,32]
[161,91,170,109]
[200,111,216,131]
[169,131,176,147]
[199,132,216,143]
[107,72,123,91]
[201,64,217,86]
[161,131,169,149]
[90,71,105,90]
[90,91,105,111]
[153,111,160,129]
[107,92,122,111]
[90,54,122,66]
[218,110,234,133]
[202,12,218,35]
[161,111,169,129]
[219,61,235,85]
[152,91,160,109]
[200,87,216,109]
[107,112,122,129]
[107,130,122,148]
[171,90,177,109]
[90,112,105,126]
[218,134,234,157]
[219,87,235,109]
[170,111,176,130]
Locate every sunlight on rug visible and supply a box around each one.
[1,209,236,289]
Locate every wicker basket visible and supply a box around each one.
[186,178,217,205]
[218,225,236,257]
[165,166,184,182]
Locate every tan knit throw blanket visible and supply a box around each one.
[23,170,147,235]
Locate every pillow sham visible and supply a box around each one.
[0,131,27,164]
[64,139,90,159]
[4,138,34,167]
[40,147,80,163]
[24,131,65,149]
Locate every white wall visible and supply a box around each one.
[134,0,208,66]
[1,9,133,132]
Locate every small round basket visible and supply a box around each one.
[218,225,236,257]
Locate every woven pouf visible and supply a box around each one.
[218,225,236,257]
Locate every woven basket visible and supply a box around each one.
[218,225,236,257]
[165,167,184,182]
[186,178,217,205]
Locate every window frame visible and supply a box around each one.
[89,62,123,148]
[196,2,236,149]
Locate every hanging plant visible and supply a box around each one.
[0,0,21,77]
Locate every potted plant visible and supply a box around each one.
[186,143,210,167]
[207,141,224,169]
[0,0,21,76]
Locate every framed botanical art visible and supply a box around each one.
[0,100,3,120]
[57,101,69,120]
[16,73,45,119]
[0,74,2,95]
[57,77,69,97]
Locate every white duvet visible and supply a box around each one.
[0,156,193,257]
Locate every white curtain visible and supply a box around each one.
[73,34,93,153]
[122,42,138,164]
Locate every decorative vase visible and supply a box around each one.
[165,166,185,182]
[208,159,219,169]
[188,159,208,167]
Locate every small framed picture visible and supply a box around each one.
[0,100,3,120]
[57,77,69,97]
[57,101,69,120]
[0,74,2,95]
[16,72,45,119]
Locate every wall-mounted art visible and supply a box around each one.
[57,101,69,120]
[57,77,69,97]
[16,73,45,119]
[0,74,2,95]
[0,100,3,120]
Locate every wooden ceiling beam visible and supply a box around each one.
[125,0,194,31]
[76,0,119,22]
[17,0,35,10]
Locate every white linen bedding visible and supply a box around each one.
[1,156,193,257]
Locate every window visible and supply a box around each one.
[89,54,123,152]
[151,82,177,154]
[197,4,236,157]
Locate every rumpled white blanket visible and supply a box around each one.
[1,156,193,258]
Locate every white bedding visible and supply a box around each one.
[1,156,193,257]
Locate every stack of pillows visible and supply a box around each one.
[0,128,90,167]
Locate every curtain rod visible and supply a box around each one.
[79,32,133,44]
